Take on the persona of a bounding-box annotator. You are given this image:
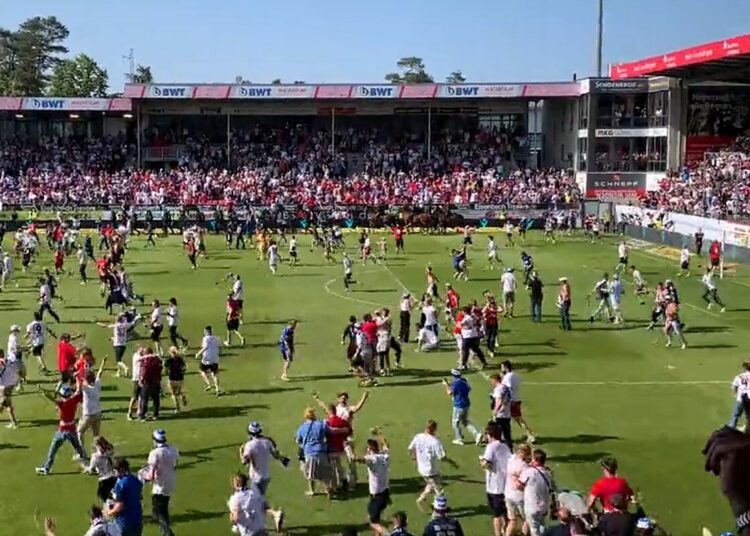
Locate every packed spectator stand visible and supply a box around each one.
[0,125,581,209]
[640,136,750,220]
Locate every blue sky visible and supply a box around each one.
[5,0,749,90]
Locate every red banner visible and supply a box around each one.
[685,135,735,163]
[611,34,750,79]
[0,97,23,110]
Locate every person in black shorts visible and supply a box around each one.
[148,300,164,356]
[164,346,188,413]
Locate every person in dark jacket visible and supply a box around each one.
[528,271,544,323]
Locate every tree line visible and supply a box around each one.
[0,16,152,98]
[0,17,465,98]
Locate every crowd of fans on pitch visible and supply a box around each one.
[0,125,580,208]
[640,136,750,221]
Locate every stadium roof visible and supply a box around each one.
[610,34,750,83]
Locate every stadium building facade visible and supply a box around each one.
[2,32,749,203]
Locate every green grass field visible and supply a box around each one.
[0,230,744,535]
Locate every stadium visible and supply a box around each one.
[2,6,750,536]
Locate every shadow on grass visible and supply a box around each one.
[355,288,398,294]
[549,451,611,464]
[689,344,737,349]
[171,509,225,524]
[538,434,620,445]
[174,404,268,420]
[507,361,558,373]
[0,443,28,451]
[232,386,303,395]
[687,325,731,334]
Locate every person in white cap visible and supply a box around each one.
[442,369,481,446]
[141,429,179,536]
[422,496,464,536]
[239,421,288,532]
[398,292,416,343]
[7,324,25,392]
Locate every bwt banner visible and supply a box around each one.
[354,85,398,98]
[17,97,132,111]
[585,172,646,200]
[230,85,315,99]
[122,82,579,101]
[148,85,195,99]
[439,84,523,98]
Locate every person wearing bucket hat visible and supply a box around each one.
[423,496,464,536]
[398,291,416,343]
[35,383,89,475]
[442,368,482,446]
[142,429,179,536]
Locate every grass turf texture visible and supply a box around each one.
[0,231,743,535]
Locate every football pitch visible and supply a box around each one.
[0,230,744,535]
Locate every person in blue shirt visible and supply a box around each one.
[105,457,143,536]
[295,407,347,497]
[442,369,481,446]
[521,251,534,286]
[423,496,464,536]
[279,319,297,382]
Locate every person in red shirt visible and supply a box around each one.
[360,314,377,348]
[445,284,460,321]
[225,293,245,347]
[324,403,352,493]
[53,247,65,275]
[186,237,197,269]
[138,348,163,421]
[588,457,634,513]
[56,333,81,388]
[709,240,722,273]
[35,383,89,474]
[73,347,95,385]
[392,225,405,253]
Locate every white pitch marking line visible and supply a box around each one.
[323,268,389,308]
[382,262,411,293]
[524,380,726,386]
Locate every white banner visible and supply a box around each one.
[230,85,315,99]
[353,85,398,98]
[147,85,194,99]
[615,205,750,247]
[438,84,523,98]
[595,127,668,138]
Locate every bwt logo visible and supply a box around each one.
[152,87,187,97]
[446,86,479,96]
[33,98,65,109]
[240,87,272,97]
[358,86,393,97]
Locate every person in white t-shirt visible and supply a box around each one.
[421,299,439,336]
[0,349,19,428]
[678,245,691,277]
[501,360,536,443]
[232,274,244,324]
[416,323,439,352]
[355,430,391,534]
[500,268,517,317]
[480,423,512,536]
[729,360,750,429]
[195,325,221,395]
[97,313,136,378]
[408,420,452,510]
[77,357,106,447]
[25,311,55,374]
[518,449,554,536]
[127,347,146,421]
[504,443,532,536]
[141,429,179,536]
[239,423,286,531]
[228,473,278,536]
